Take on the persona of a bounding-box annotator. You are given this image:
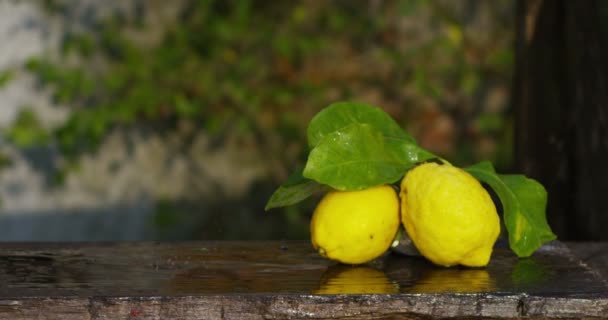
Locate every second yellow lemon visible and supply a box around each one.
[400,163,500,267]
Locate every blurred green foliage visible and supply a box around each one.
[0,70,14,88]
[24,0,514,166]
[0,152,12,170]
[7,108,50,147]
[14,0,514,236]
[28,0,348,163]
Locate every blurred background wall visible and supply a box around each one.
[0,0,515,240]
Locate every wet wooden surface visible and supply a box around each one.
[568,242,608,279]
[0,241,605,319]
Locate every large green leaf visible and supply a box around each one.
[265,169,326,211]
[307,101,415,149]
[465,161,556,257]
[303,123,430,190]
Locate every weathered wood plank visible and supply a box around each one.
[1,294,607,319]
[0,241,604,319]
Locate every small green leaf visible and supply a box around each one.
[307,101,415,149]
[465,161,556,257]
[303,123,430,190]
[265,170,326,210]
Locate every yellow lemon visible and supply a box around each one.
[400,162,500,267]
[314,266,400,294]
[311,185,400,264]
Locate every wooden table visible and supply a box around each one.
[0,241,605,319]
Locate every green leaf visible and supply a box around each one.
[306,101,415,149]
[303,123,431,190]
[267,102,437,208]
[265,170,326,210]
[465,161,556,257]
[500,175,557,255]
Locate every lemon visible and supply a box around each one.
[400,162,500,267]
[310,185,400,264]
[314,266,400,294]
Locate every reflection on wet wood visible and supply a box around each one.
[0,241,604,319]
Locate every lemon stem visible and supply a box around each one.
[318,247,327,257]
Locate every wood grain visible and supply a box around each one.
[0,241,604,319]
